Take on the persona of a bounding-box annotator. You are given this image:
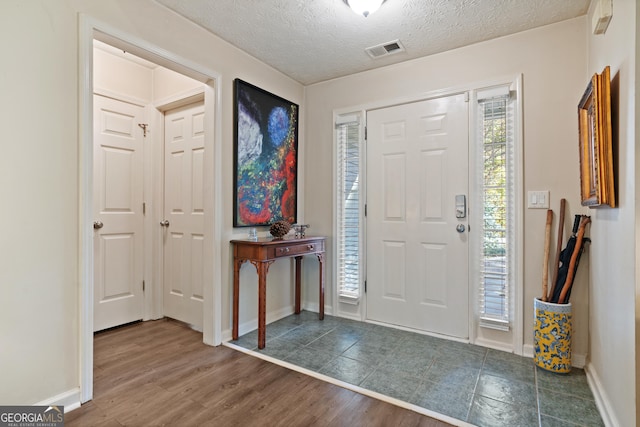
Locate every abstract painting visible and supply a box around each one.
[233,79,299,226]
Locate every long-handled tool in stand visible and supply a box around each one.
[557,216,591,304]
[541,209,553,301]
[547,199,566,302]
[551,215,582,303]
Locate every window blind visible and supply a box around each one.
[336,115,362,300]
[477,89,514,329]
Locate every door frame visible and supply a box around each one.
[332,77,523,351]
[333,87,474,329]
[79,15,223,403]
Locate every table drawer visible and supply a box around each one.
[270,241,324,258]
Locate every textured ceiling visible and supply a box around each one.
[155,0,590,85]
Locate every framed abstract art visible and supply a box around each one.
[233,79,299,226]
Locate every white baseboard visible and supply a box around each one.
[572,352,587,368]
[221,304,334,342]
[335,311,362,321]
[585,363,619,427]
[474,337,514,353]
[301,302,333,316]
[35,388,81,413]
[222,305,295,342]
[522,344,586,368]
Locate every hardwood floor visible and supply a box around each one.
[67,319,452,426]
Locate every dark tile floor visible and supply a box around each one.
[232,311,604,427]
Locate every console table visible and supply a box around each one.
[231,236,326,349]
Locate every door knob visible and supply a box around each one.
[93,221,103,229]
[456,224,466,233]
[160,220,170,227]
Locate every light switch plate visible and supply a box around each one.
[528,191,550,209]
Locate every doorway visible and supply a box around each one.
[80,17,222,403]
[365,93,470,339]
[92,40,208,332]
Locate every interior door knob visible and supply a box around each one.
[93,221,103,229]
[160,220,170,227]
[456,224,466,233]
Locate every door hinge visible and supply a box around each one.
[364,126,367,140]
[142,280,145,292]
[364,204,367,217]
[364,280,367,293]
[143,202,146,215]
[138,123,149,137]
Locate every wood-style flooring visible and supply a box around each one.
[66,318,452,426]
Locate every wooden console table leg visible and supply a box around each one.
[317,253,325,320]
[232,259,246,341]
[258,263,267,349]
[294,256,302,314]
[251,260,273,349]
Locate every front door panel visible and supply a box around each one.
[366,94,469,338]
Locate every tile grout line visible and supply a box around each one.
[463,348,488,422]
[534,365,543,427]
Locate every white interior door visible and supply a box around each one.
[366,93,469,338]
[162,101,205,329]
[93,95,145,332]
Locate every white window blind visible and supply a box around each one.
[336,114,362,301]
[476,87,514,329]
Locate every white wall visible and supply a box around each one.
[153,66,203,104]
[0,0,304,405]
[95,42,205,105]
[0,1,80,405]
[585,1,636,426]
[94,45,153,104]
[304,18,591,354]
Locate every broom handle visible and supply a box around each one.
[558,216,591,304]
[541,209,553,301]
[548,199,566,301]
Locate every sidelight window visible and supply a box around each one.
[335,113,363,301]
[476,87,516,329]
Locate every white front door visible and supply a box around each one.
[366,94,469,338]
[93,95,145,332]
[162,102,205,329]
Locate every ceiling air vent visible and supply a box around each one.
[365,39,405,59]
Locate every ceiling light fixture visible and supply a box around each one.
[343,0,386,17]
